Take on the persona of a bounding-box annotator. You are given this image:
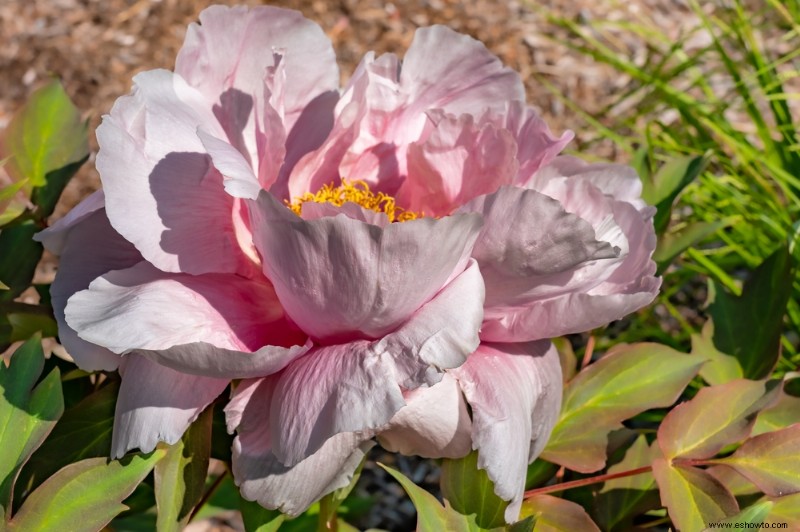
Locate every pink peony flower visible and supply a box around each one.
[37,4,660,522]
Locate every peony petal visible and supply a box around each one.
[65,261,303,355]
[36,203,142,371]
[112,354,228,458]
[379,374,472,459]
[176,5,338,137]
[197,128,261,200]
[249,191,482,343]
[531,156,647,210]
[398,112,519,216]
[452,342,562,522]
[460,186,618,309]
[270,341,405,466]
[267,260,484,465]
[97,69,256,276]
[229,377,373,516]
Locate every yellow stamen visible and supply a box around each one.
[286,180,421,223]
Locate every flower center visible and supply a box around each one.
[287,180,421,222]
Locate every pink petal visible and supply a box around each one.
[397,112,519,216]
[460,186,618,310]
[197,128,261,200]
[532,156,648,210]
[176,5,338,138]
[112,354,228,458]
[270,341,404,466]
[268,260,484,465]
[36,203,142,371]
[249,191,482,343]
[378,374,472,459]
[452,342,562,522]
[97,69,255,276]
[65,261,304,355]
[229,377,373,516]
[288,25,525,196]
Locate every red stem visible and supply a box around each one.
[524,465,653,498]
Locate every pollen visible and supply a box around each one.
[286,180,421,223]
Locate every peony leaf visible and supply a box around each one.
[752,380,800,436]
[16,381,118,498]
[766,493,800,527]
[1,80,88,188]
[441,451,508,529]
[7,312,58,343]
[8,450,164,531]
[658,379,780,460]
[0,221,43,301]
[380,463,483,531]
[714,500,773,528]
[689,320,743,386]
[154,405,213,531]
[552,337,577,383]
[519,494,599,532]
[542,343,702,472]
[640,154,707,234]
[0,335,63,521]
[652,458,738,532]
[715,424,800,497]
[595,435,660,531]
[240,498,285,532]
[708,245,793,380]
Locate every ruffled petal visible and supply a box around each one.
[65,261,303,354]
[267,261,484,466]
[112,354,228,458]
[176,5,338,137]
[460,186,618,310]
[452,342,562,523]
[378,374,472,459]
[35,201,142,371]
[229,377,373,517]
[397,111,519,216]
[249,191,482,343]
[96,69,254,275]
[288,25,525,196]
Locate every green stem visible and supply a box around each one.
[318,493,338,532]
[189,469,228,522]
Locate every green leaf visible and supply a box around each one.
[154,405,212,531]
[711,500,773,529]
[17,380,118,499]
[518,495,599,532]
[0,335,63,521]
[595,435,660,531]
[1,80,88,188]
[552,337,577,383]
[0,221,43,301]
[8,450,165,532]
[7,312,58,343]
[716,424,800,497]
[640,154,707,234]
[441,451,508,529]
[379,463,483,531]
[653,219,731,273]
[658,379,780,460]
[542,343,702,472]
[689,320,743,386]
[708,245,794,379]
[652,458,739,532]
[753,380,800,436]
[767,493,800,527]
[240,498,285,532]
[30,156,88,219]
[0,281,8,290]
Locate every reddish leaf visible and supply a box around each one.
[753,381,800,436]
[542,343,701,472]
[766,493,800,527]
[689,320,743,386]
[652,458,738,531]
[658,379,780,460]
[717,424,800,497]
[519,494,599,532]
